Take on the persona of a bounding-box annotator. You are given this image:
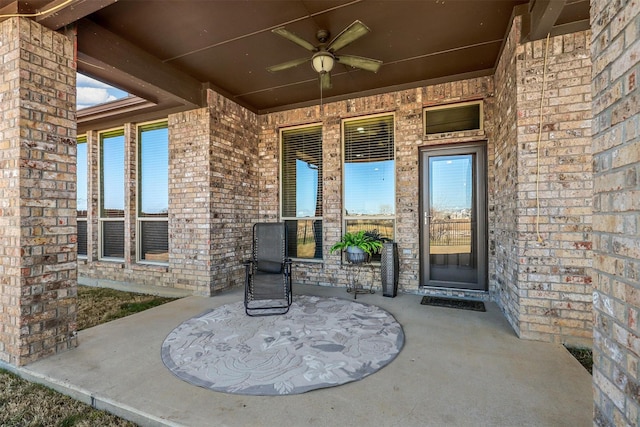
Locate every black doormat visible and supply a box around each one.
[420,296,486,312]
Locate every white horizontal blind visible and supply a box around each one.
[139,123,168,217]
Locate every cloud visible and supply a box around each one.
[76,73,128,109]
[77,74,113,89]
[77,87,117,109]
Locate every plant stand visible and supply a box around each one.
[346,260,374,299]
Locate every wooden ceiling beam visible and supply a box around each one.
[76,18,205,108]
[527,0,566,41]
[0,0,115,28]
[36,0,117,30]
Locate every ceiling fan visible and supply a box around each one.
[267,20,382,90]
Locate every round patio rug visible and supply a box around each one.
[161,295,404,395]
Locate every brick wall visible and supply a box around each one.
[518,30,593,345]
[591,0,640,425]
[168,108,214,294]
[206,90,259,292]
[493,17,593,346]
[79,124,175,292]
[493,16,522,333]
[80,90,258,296]
[260,82,494,295]
[69,19,593,347]
[0,18,77,365]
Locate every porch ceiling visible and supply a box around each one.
[2,0,589,121]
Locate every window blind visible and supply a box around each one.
[76,137,88,217]
[139,123,169,216]
[344,115,395,216]
[100,131,125,218]
[77,220,87,256]
[281,125,322,218]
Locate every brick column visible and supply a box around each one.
[493,16,593,345]
[0,18,77,366]
[591,0,640,425]
[168,90,258,295]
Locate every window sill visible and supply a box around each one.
[291,258,324,265]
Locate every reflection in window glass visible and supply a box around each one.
[281,125,323,259]
[139,124,169,216]
[138,123,169,263]
[343,115,395,252]
[100,131,125,259]
[77,136,87,256]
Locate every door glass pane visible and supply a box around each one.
[429,154,476,284]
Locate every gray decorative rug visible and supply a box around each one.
[161,295,404,396]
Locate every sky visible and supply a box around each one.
[76,74,128,109]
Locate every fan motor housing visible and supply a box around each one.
[316,29,330,44]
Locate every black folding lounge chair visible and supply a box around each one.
[244,222,293,316]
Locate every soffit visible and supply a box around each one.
[1,0,591,122]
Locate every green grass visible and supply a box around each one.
[77,286,177,330]
[0,285,180,426]
[566,346,593,374]
[0,368,136,426]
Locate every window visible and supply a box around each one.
[343,115,395,260]
[99,129,125,260]
[77,136,88,257]
[424,101,483,135]
[137,122,169,263]
[281,125,323,259]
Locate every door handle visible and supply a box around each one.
[424,213,432,226]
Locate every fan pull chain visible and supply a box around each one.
[320,77,324,115]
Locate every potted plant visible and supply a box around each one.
[330,230,383,264]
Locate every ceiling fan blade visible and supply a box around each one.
[267,57,310,72]
[320,72,332,90]
[327,20,370,52]
[335,55,382,73]
[272,27,316,51]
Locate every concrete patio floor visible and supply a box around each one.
[7,284,592,426]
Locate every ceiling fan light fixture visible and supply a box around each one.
[311,51,334,73]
